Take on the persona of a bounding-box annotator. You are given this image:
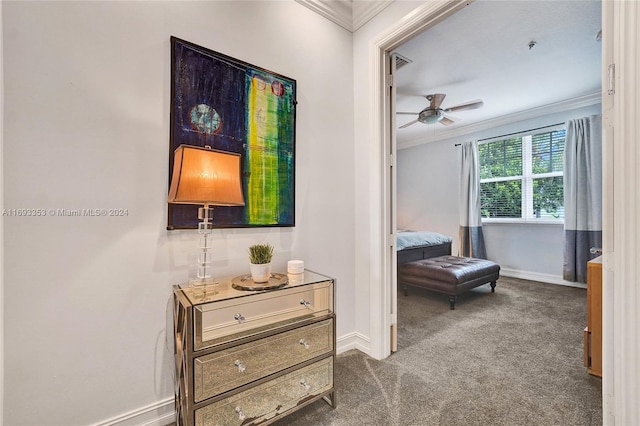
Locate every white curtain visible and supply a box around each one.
[459,141,487,259]
[563,115,602,283]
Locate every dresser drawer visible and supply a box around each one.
[195,356,333,426]
[194,318,333,402]
[194,280,332,350]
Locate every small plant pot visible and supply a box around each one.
[250,263,272,283]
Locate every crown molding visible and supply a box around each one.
[352,1,395,31]
[295,0,393,32]
[398,92,602,150]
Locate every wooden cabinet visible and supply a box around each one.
[584,256,602,377]
[173,270,336,425]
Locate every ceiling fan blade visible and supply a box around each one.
[444,99,484,113]
[396,112,419,115]
[399,119,419,129]
[427,93,446,109]
[440,116,455,126]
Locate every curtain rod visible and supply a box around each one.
[454,122,565,146]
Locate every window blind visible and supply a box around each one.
[479,129,566,220]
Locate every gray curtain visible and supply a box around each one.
[459,141,487,259]
[563,115,602,283]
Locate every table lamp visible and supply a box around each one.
[168,144,245,286]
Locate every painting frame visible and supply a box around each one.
[167,36,296,229]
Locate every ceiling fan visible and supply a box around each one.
[397,94,483,128]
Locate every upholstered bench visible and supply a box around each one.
[398,256,500,309]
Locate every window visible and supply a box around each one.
[479,128,566,221]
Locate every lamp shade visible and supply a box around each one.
[168,145,245,206]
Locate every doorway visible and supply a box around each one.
[378,0,603,357]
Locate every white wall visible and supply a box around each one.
[2,2,354,425]
[397,137,461,254]
[397,103,601,280]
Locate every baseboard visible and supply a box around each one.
[92,397,175,426]
[500,268,587,289]
[336,331,371,355]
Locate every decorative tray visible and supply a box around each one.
[231,273,288,291]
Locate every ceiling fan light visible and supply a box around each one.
[418,109,443,124]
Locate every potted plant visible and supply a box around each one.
[248,243,274,283]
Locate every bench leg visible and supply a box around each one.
[449,296,457,310]
[490,281,496,293]
[404,286,408,296]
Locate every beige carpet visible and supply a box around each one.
[275,277,602,426]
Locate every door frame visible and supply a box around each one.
[367,0,471,360]
[601,2,640,424]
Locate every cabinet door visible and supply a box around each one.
[195,357,334,426]
[194,318,333,401]
[194,281,333,350]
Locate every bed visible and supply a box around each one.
[396,230,453,264]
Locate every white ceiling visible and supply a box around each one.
[393,0,602,146]
[297,0,602,147]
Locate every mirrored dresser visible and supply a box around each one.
[173,270,336,425]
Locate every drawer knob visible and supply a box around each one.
[299,299,312,309]
[300,378,311,391]
[299,339,310,349]
[235,407,246,421]
[234,360,246,373]
[233,313,246,323]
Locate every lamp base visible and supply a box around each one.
[188,277,219,299]
[194,204,215,295]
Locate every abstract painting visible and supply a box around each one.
[168,37,296,229]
